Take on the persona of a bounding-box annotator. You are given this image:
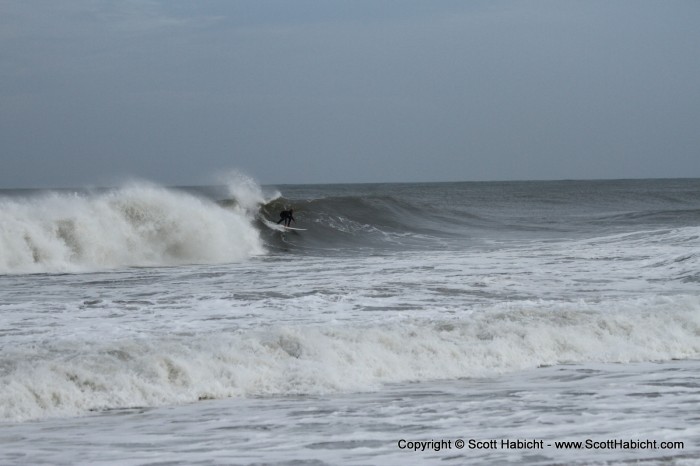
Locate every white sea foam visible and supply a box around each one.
[0,183,265,274]
[2,180,700,465]
[218,171,280,216]
[2,295,698,422]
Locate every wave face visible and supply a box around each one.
[254,179,700,253]
[0,183,265,274]
[3,178,699,272]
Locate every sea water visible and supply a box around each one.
[1,178,699,465]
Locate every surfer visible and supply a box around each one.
[276,208,295,227]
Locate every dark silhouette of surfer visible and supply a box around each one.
[277,209,295,227]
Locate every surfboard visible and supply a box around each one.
[262,219,306,232]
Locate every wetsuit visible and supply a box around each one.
[277,210,295,227]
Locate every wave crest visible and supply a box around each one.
[0,183,265,274]
[2,295,698,421]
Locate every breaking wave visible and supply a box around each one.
[0,182,265,274]
[2,295,698,422]
[5,178,700,272]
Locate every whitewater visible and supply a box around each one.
[1,178,699,465]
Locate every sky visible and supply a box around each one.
[1,0,699,188]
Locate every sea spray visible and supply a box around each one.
[0,183,264,274]
[218,171,281,216]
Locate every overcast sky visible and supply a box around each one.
[2,0,699,188]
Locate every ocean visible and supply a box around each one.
[1,178,699,465]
